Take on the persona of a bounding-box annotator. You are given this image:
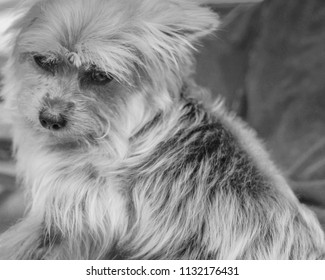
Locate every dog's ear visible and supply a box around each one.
[133,0,219,93]
[0,0,42,58]
[0,0,42,111]
[148,0,219,45]
[7,0,42,36]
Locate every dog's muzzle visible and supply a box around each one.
[39,97,74,131]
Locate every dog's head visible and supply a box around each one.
[2,0,218,149]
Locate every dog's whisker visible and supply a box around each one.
[95,124,110,141]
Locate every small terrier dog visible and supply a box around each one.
[0,0,324,259]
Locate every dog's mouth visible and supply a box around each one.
[40,127,105,152]
[35,113,110,148]
[24,98,112,148]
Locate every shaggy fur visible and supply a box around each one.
[0,0,325,259]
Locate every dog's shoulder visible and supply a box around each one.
[131,97,272,196]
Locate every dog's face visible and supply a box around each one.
[2,0,218,147]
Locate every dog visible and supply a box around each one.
[0,0,324,259]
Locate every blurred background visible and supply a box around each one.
[1,0,325,234]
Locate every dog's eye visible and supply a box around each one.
[33,55,57,74]
[90,70,113,85]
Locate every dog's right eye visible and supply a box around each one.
[33,55,57,74]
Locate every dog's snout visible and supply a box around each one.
[39,110,67,131]
[39,97,74,131]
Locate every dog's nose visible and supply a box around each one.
[39,110,67,131]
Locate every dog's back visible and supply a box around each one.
[117,93,325,259]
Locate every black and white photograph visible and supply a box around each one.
[0,0,325,267]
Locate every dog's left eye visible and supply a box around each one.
[33,55,57,74]
[90,70,114,85]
